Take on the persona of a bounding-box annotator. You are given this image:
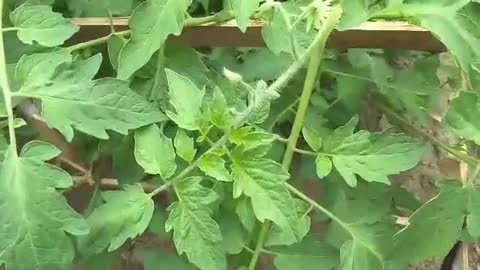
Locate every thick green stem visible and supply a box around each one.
[248,6,343,270]
[64,13,229,53]
[0,0,17,154]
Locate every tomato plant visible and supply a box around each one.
[0,0,479,269]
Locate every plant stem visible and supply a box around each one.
[2,27,17,32]
[64,13,230,53]
[0,0,18,154]
[247,6,343,270]
[374,99,480,167]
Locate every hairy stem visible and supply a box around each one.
[248,6,343,270]
[0,0,18,154]
[64,13,230,53]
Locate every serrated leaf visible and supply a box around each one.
[0,147,89,270]
[199,153,232,182]
[174,129,196,163]
[323,116,426,187]
[231,152,299,239]
[10,3,78,47]
[262,5,292,55]
[209,87,232,129]
[20,140,61,160]
[77,185,154,255]
[273,236,339,270]
[166,177,226,270]
[165,69,205,130]
[265,199,310,247]
[117,0,191,79]
[230,126,276,149]
[15,50,71,86]
[315,155,332,179]
[445,91,480,144]
[16,53,166,141]
[393,182,480,264]
[230,0,260,32]
[134,124,177,179]
[338,0,370,30]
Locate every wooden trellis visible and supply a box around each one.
[70,18,446,52]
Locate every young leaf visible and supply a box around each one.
[16,53,167,141]
[199,153,232,182]
[315,155,332,179]
[117,0,191,79]
[231,152,299,239]
[0,147,89,270]
[10,3,79,47]
[230,126,276,150]
[445,92,480,144]
[209,87,232,129]
[134,124,177,179]
[272,236,339,270]
[323,116,426,186]
[77,185,154,255]
[174,129,197,163]
[230,0,260,33]
[165,69,205,130]
[166,177,226,270]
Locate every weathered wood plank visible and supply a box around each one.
[69,18,446,52]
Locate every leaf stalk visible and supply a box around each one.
[0,0,18,154]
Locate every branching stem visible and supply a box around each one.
[0,0,18,154]
[248,6,343,270]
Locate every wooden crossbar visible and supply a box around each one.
[69,18,446,52]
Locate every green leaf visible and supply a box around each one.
[231,151,299,239]
[134,124,177,179]
[230,0,260,33]
[0,147,89,270]
[209,87,232,129]
[117,0,191,79]
[273,236,339,270]
[265,199,311,247]
[20,140,61,160]
[166,177,226,270]
[16,53,166,141]
[108,34,127,71]
[445,92,480,144]
[165,69,205,130]
[174,129,196,163]
[315,155,332,179]
[262,5,292,55]
[235,197,257,232]
[218,210,248,254]
[199,153,232,182]
[15,50,71,87]
[393,182,480,264]
[110,134,145,185]
[323,116,426,186]
[383,1,480,71]
[230,126,276,150]
[338,0,370,30]
[77,185,154,255]
[10,3,78,47]
[140,248,195,270]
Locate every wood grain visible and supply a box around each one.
[69,18,446,52]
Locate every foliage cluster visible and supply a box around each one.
[1,0,480,269]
